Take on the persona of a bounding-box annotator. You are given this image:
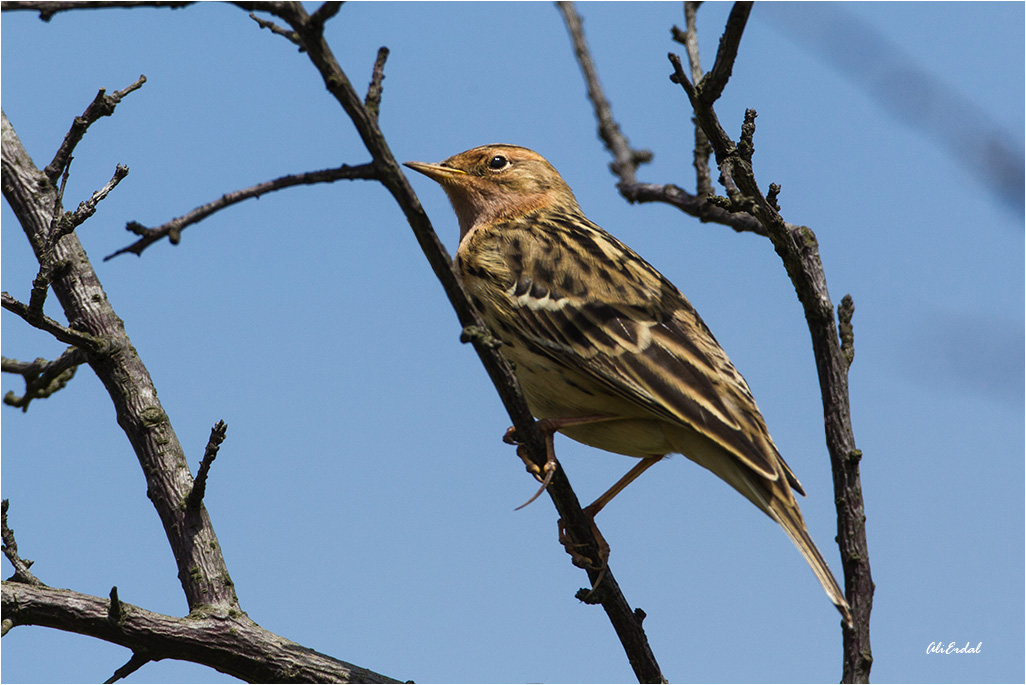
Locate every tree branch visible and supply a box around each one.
[5,88,239,612]
[3,85,400,683]
[246,3,665,681]
[556,1,652,185]
[562,2,873,682]
[1,1,191,22]
[187,421,227,510]
[2,582,401,683]
[2,346,86,411]
[557,2,759,239]
[1,291,107,351]
[104,162,379,260]
[2,500,44,586]
[42,77,146,184]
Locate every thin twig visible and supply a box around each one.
[620,182,766,235]
[2,500,44,586]
[187,421,228,510]
[248,11,303,48]
[105,652,151,684]
[556,1,651,185]
[680,2,713,196]
[364,47,389,121]
[51,164,130,241]
[43,77,146,184]
[105,162,379,260]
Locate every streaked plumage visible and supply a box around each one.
[405,144,852,627]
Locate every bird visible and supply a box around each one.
[404,144,852,627]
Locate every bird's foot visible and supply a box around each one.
[558,504,610,594]
[513,443,557,510]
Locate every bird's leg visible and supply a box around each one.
[504,414,613,510]
[559,455,665,593]
[585,455,665,518]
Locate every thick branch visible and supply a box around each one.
[2,582,400,683]
[4,99,238,613]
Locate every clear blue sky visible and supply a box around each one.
[2,2,1022,683]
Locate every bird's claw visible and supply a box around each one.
[558,510,610,594]
[515,448,557,510]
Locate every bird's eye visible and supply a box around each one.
[487,155,509,170]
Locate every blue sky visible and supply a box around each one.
[2,2,1023,683]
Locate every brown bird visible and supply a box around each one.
[405,144,852,627]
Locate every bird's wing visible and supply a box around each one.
[493,212,805,493]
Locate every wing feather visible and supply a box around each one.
[486,211,802,490]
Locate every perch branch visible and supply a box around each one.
[248,2,665,681]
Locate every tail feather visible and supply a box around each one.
[665,425,852,627]
[767,496,853,628]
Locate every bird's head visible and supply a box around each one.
[405,144,581,240]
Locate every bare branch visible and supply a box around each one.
[2,346,86,411]
[556,1,651,185]
[565,3,874,681]
[1,291,106,351]
[248,4,665,680]
[1,582,401,683]
[104,162,378,260]
[187,421,228,510]
[5,99,238,614]
[43,77,145,184]
[105,651,150,684]
[2,500,44,586]
[1,1,191,21]
[680,2,714,196]
[247,11,302,48]
[698,1,752,105]
[55,164,130,238]
[364,46,390,121]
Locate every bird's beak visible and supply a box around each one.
[403,161,467,184]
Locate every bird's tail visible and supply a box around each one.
[766,494,853,628]
[667,427,853,627]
